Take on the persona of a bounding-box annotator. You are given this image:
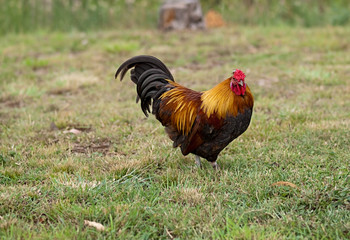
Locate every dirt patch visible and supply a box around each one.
[0,96,25,108]
[71,138,113,155]
[4,100,23,108]
[31,123,93,146]
[47,87,76,96]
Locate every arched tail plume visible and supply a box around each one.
[115,55,175,116]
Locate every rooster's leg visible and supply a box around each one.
[210,161,219,170]
[195,155,201,168]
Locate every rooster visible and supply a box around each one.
[115,55,254,169]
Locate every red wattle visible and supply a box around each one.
[230,81,246,96]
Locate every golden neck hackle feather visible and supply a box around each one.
[201,78,253,119]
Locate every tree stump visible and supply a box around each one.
[158,0,206,30]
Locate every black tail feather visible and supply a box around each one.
[116,55,175,116]
[141,82,164,99]
[137,69,167,96]
[115,55,174,81]
[130,69,138,84]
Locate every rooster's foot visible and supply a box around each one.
[210,161,220,170]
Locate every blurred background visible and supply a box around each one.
[1,0,350,34]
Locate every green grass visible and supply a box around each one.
[1,0,350,34]
[0,0,161,34]
[0,26,349,239]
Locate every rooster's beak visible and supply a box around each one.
[238,80,244,86]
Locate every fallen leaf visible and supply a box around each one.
[272,181,298,189]
[84,220,105,231]
[63,128,82,134]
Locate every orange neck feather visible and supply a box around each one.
[159,80,201,134]
[201,78,253,119]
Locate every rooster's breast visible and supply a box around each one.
[192,108,253,162]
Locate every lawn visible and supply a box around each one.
[0,26,349,239]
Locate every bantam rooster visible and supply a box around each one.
[116,55,254,169]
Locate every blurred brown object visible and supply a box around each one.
[159,0,206,30]
[205,10,225,28]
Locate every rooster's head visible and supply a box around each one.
[230,69,246,96]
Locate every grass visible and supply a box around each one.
[0,0,161,34]
[0,26,349,239]
[1,0,350,34]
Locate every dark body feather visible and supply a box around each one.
[189,109,253,162]
[116,55,254,163]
